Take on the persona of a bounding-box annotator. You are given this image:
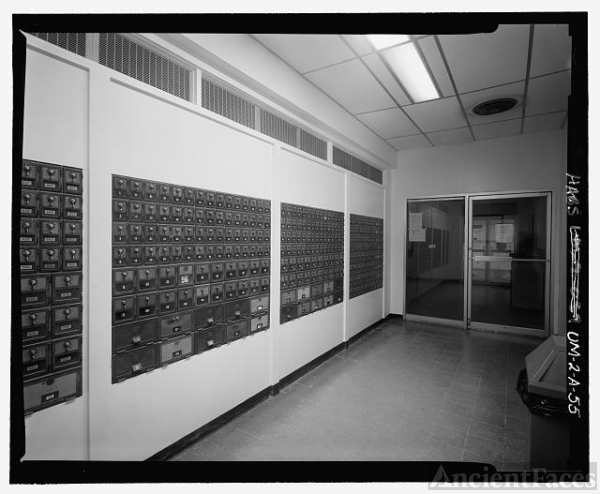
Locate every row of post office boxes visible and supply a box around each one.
[280,282,338,305]
[113,261,272,296]
[281,233,343,245]
[281,256,343,272]
[279,293,342,324]
[349,286,383,299]
[20,246,83,273]
[112,243,271,267]
[112,298,271,352]
[280,244,344,257]
[111,313,271,382]
[112,224,271,245]
[23,336,82,379]
[113,265,192,294]
[20,219,83,246]
[21,191,83,219]
[281,224,344,236]
[350,271,384,283]
[23,368,82,415]
[21,273,82,307]
[22,304,82,343]
[281,216,344,230]
[281,203,344,220]
[22,161,83,194]
[112,176,270,212]
[281,272,343,289]
[113,286,270,324]
[112,201,271,228]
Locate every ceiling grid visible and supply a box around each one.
[252,25,571,152]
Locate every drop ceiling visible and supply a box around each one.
[251,25,571,152]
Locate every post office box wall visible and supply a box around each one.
[18,160,85,418]
[349,214,384,299]
[110,174,271,383]
[279,202,344,325]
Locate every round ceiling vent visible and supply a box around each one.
[472,97,518,116]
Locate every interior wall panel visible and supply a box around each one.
[274,149,345,381]
[21,47,90,461]
[347,176,385,339]
[87,78,274,460]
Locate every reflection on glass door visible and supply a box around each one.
[405,199,465,324]
[468,193,550,333]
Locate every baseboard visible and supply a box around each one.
[146,385,272,461]
[147,315,398,461]
[385,313,403,321]
[278,341,346,391]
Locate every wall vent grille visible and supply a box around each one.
[201,76,328,161]
[260,110,297,146]
[29,33,87,57]
[98,33,192,102]
[333,146,383,184]
[300,129,328,161]
[201,78,256,129]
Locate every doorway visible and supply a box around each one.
[405,192,551,336]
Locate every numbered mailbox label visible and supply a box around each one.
[136,293,157,318]
[52,305,82,337]
[113,297,135,325]
[137,267,157,291]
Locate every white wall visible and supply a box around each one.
[346,176,385,339]
[21,36,392,461]
[87,75,275,460]
[390,131,567,335]
[158,33,397,171]
[273,148,346,380]
[22,47,90,461]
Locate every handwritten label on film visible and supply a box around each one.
[566,173,583,418]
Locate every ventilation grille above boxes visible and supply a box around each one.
[98,33,192,102]
[29,32,87,57]
[27,33,383,185]
[201,78,328,162]
[333,147,383,185]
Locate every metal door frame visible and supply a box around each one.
[403,195,468,329]
[404,191,552,337]
[466,191,552,337]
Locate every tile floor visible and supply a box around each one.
[171,318,539,467]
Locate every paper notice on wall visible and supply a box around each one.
[409,212,423,229]
[472,224,485,241]
[495,223,514,244]
[409,227,426,242]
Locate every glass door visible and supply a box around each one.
[467,193,550,334]
[405,198,466,326]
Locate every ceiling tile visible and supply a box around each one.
[388,134,431,151]
[427,127,473,146]
[438,25,530,94]
[362,53,411,106]
[525,70,571,116]
[417,36,455,98]
[342,35,375,56]
[252,34,355,74]
[472,118,522,141]
[523,111,567,134]
[357,108,420,139]
[403,97,467,133]
[305,59,397,114]
[460,81,526,126]
[530,24,572,78]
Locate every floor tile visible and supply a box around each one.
[169,319,535,463]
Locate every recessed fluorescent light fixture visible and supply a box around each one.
[381,42,440,103]
[366,34,410,50]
